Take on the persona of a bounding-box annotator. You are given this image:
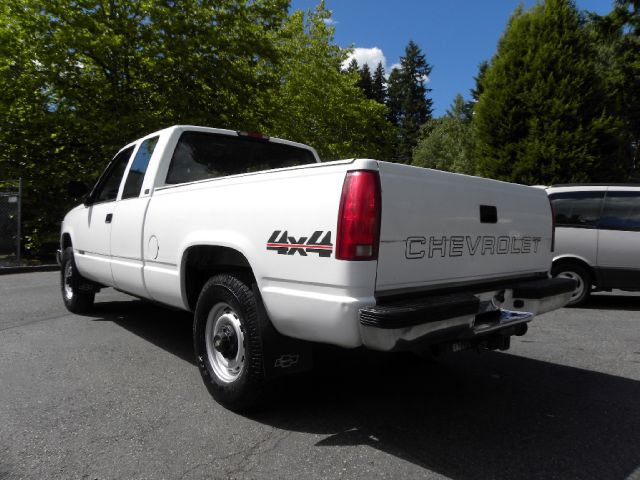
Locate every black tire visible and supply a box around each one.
[551,262,591,307]
[60,246,95,313]
[193,274,266,411]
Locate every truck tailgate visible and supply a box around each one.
[375,162,553,295]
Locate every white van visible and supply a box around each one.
[547,184,640,305]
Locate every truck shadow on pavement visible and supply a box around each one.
[256,348,640,480]
[88,299,196,365]
[579,293,640,311]
[88,299,640,480]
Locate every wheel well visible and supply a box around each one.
[552,257,595,284]
[182,245,255,311]
[62,233,72,249]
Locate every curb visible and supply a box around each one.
[0,265,59,275]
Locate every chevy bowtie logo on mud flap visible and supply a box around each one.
[267,230,333,257]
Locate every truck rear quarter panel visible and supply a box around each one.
[143,159,379,347]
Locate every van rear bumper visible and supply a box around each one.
[359,277,575,351]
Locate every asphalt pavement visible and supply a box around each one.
[1,271,639,480]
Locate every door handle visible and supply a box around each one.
[105,213,113,223]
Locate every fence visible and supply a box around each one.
[0,178,22,266]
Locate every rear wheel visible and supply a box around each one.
[193,274,266,411]
[60,247,95,313]
[552,262,591,307]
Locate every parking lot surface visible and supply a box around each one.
[1,271,639,479]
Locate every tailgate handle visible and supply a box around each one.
[479,205,497,223]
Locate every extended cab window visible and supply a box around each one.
[549,191,604,227]
[165,132,316,185]
[122,136,159,199]
[598,191,640,231]
[93,146,135,203]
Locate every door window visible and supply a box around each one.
[548,191,604,228]
[598,191,640,231]
[93,146,135,203]
[122,137,159,199]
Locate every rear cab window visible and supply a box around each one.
[165,132,317,185]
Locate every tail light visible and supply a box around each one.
[336,170,381,261]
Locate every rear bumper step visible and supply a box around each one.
[359,276,575,351]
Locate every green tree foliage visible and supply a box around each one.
[462,60,489,122]
[412,95,476,175]
[0,0,392,255]
[358,63,374,99]
[260,5,392,160]
[371,62,387,104]
[346,58,360,73]
[386,40,433,162]
[588,0,640,177]
[474,0,626,185]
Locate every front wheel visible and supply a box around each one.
[60,247,95,313]
[551,262,591,307]
[193,274,266,411]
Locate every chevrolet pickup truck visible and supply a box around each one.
[59,125,574,410]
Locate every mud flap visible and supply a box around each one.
[252,284,313,379]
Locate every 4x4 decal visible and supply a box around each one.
[267,230,333,257]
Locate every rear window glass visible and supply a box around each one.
[549,191,604,227]
[165,132,316,185]
[599,191,640,231]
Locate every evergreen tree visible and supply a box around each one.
[447,94,468,122]
[463,60,489,121]
[588,0,640,178]
[346,58,359,73]
[386,40,433,162]
[371,62,387,104]
[358,63,374,99]
[475,0,626,185]
[386,67,403,128]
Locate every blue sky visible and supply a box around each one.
[289,0,613,117]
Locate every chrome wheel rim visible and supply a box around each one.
[558,271,584,302]
[205,302,245,383]
[63,262,74,301]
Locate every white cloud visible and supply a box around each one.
[342,47,386,72]
[323,17,338,26]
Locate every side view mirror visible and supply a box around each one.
[68,181,89,199]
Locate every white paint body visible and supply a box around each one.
[62,126,555,349]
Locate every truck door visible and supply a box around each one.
[110,136,159,298]
[73,146,135,286]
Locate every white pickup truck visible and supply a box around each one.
[59,125,574,410]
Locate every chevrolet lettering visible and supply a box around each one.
[406,235,542,259]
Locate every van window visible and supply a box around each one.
[598,191,640,231]
[549,191,604,227]
[165,132,316,185]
